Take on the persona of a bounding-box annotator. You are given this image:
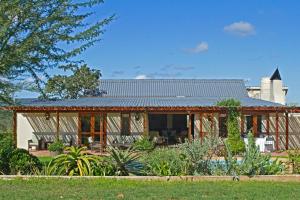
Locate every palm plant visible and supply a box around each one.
[47,146,100,176]
[107,146,140,176]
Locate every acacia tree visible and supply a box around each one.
[43,64,101,99]
[0,0,113,103]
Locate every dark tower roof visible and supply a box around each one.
[270,68,282,80]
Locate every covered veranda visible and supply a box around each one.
[4,105,300,153]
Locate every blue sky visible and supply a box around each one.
[19,0,300,103]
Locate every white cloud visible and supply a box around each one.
[224,21,255,36]
[135,74,148,79]
[185,42,209,54]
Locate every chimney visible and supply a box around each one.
[270,68,285,105]
[260,77,272,101]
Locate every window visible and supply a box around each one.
[80,114,103,144]
[121,113,130,135]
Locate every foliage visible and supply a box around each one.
[9,148,42,175]
[240,132,284,176]
[93,156,117,176]
[223,132,284,179]
[0,0,113,103]
[0,132,14,174]
[179,135,222,175]
[217,98,245,155]
[132,137,155,152]
[141,148,185,176]
[43,65,102,99]
[0,111,12,132]
[107,146,140,176]
[223,141,241,180]
[48,139,64,154]
[47,146,100,176]
[288,149,300,174]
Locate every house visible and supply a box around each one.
[2,69,300,152]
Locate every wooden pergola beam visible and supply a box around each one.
[199,113,203,141]
[275,112,279,151]
[285,112,289,150]
[100,113,104,153]
[241,113,245,135]
[266,113,270,135]
[103,113,107,149]
[188,113,193,141]
[252,115,258,137]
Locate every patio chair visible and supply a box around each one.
[88,137,101,152]
[265,136,275,152]
[28,139,39,151]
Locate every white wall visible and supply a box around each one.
[17,112,78,149]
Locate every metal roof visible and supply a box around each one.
[16,96,282,107]
[10,79,284,108]
[99,79,249,98]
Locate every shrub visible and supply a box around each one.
[48,140,64,154]
[141,148,184,176]
[132,137,154,152]
[288,149,300,174]
[241,132,284,176]
[107,146,140,176]
[0,132,14,174]
[47,146,100,176]
[217,99,245,155]
[9,148,42,175]
[93,156,117,176]
[179,135,222,175]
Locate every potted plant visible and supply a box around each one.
[48,140,64,156]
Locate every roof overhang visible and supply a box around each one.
[2,105,300,113]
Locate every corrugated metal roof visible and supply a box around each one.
[11,79,284,108]
[16,97,282,107]
[99,79,249,98]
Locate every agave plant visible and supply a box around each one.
[108,146,140,176]
[47,146,100,176]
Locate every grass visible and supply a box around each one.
[0,178,299,200]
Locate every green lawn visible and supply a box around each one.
[0,178,299,200]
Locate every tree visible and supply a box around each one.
[0,0,114,103]
[217,99,245,155]
[43,64,101,99]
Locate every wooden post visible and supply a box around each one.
[13,111,17,147]
[100,113,104,152]
[56,112,60,140]
[103,113,107,149]
[188,113,192,141]
[253,115,258,137]
[90,113,95,140]
[275,113,279,151]
[199,113,203,141]
[266,113,270,135]
[210,113,214,134]
[143,112,149,137]
[285,112,289,150]
[78,113,81,145]
[241,113,245,135]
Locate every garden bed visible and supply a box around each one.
[1,175,300,182]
